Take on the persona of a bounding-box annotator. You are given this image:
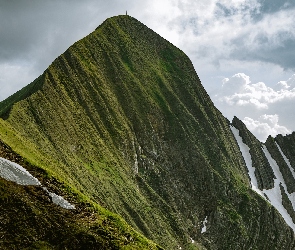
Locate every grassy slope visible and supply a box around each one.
[0,178,161,250]
[0,15,294,249]
[0,140,161,250]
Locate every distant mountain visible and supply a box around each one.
[0,15,295,249]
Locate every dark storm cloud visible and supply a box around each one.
[0,0,133,66]
[252,0,295,22]
[0,1,83,66]
[215,2,259,18]
[256,39,295,70]
[0,1,47,61]
[230,34,295,70]
[259,0,295,14]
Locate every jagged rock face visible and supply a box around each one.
[265,137,295,193]
[0,15,295,249]
[276,132,295,169]
[232,117,295,248]
[232,117,275,190]
[265,134,295,227]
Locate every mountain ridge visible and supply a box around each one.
[0,15,295,249]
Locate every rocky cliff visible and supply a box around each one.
[0,15,295,249]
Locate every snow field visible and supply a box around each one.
[230,127,264,196]
[43,187,75,209]
[0,157,41,185]
[261,146,295,231]
[230,126,295,232]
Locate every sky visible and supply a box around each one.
[1,0,295,141]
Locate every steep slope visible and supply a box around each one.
[232,117,295,245]
[0,15,295,249]
[0,139,161,249]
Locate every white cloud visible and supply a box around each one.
[275,74,295,90]
[217,73,295,110]
[243,115,291,142]
[0,63,35,101]
[222,73,250,94]
[212,73,295,141]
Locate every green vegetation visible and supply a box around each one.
[0,15,294,249]
[0,140,162,249]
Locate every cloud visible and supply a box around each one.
[243,115,291,142]
[275,74,295,90]
[221,73,250,95]
[154,0,295,70]
[229,8,295,69]
[0,62,36,101]
[212,73,295,141]
[218,73,295,109]
[258,0,295,14]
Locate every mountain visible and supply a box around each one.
[1,15,295,249]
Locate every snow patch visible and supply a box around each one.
[201,216,208,234]
[231,126,295,232]
[230,126,263,196]
[0,157,41,185]
[134,152,139,174]
[0,157,75,210]
[276,142,295,180]
[43,187,75,210]
[132,141,139,174]
[262,146,295,231]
